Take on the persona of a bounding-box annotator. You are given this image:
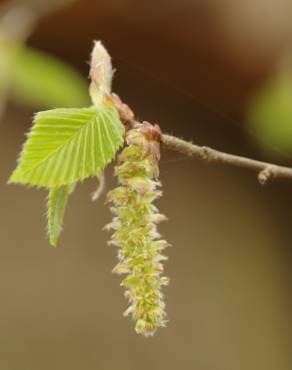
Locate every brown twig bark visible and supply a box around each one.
[110,94,292,185]
[161,134,292,185]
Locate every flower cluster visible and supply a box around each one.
[106,122,169,336]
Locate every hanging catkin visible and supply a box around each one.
[106,122,169,336]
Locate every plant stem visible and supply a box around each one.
[110,92,292,186]
[161,134,292,184]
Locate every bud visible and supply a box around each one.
[89,41,113,107]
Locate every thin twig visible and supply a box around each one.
[161,134,292,184]
[110,94,292,185]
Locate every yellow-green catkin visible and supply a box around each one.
[106,122,169,336]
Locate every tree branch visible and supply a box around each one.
[161,134,292,184]
[109,93,292,185]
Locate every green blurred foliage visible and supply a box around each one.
[248,71,292,159]
[10,45,90,108]
[0,39,90,112]
[0,39,18,115]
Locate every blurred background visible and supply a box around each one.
[1,0,292,369]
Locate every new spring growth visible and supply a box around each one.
[106,122,170,336]
[89,40,113,107]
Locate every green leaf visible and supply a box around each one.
[10,46,90,108]
[48,184,75,247]
[10,105,125,187]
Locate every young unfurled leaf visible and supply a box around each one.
[9,105,125,187]
[48,184,75,247]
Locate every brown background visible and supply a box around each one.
[1,1,292,369]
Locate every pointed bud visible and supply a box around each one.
[89,41,113,107]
